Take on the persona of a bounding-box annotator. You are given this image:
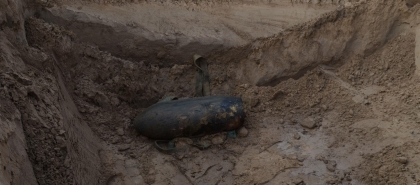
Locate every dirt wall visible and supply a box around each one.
[0,1,103,185]
[210,0,413,86]
[0,1,37,184]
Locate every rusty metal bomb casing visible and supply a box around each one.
[132,96,246,140]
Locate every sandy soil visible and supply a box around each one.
[2,0,420,185]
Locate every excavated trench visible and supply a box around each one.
[3,0,420,185]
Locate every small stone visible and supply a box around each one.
[111,137,120,144]
[237,127,249,137]
[395,157,408,164]
[363,99,370,105]
[293,179,303,185]
[174,138,193,146]
[385,61,389,70]
[279,119,284,124]
[58,130,66,136]
[297,155,306,162]
[346,175,352,181]
[211,135,225,145]
[330,160,337,167]
[326,163,336,172]
[151,65,159,72]
[55,136,66,147]
[270,90,285,100]
[118,145,131,151]
[294,133,301,140]
[111,97,120,106]
[156,51,166,59]
[321,105,328,111]
[338,170,345,180]
[117,128,124,136]
[125,138,133,144]
[300,117,316,129]
[94,92,110,107]
[326,175,337,184]
[239,84,250,88]
[250,98,259,107]
[324,160,337,172]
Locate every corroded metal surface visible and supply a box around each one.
[132,96,246,140]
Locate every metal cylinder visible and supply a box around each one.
[132,96,246,140]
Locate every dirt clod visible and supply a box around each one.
[117,128,125,136]
[211,135,225,145]
[237,127,249,137]
[300,117,316,129]
[294,133,301,140]
[396,157,408,164]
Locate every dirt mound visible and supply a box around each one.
[210,0,414,86]
[38,0,341,66]
[2,0,420,185]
